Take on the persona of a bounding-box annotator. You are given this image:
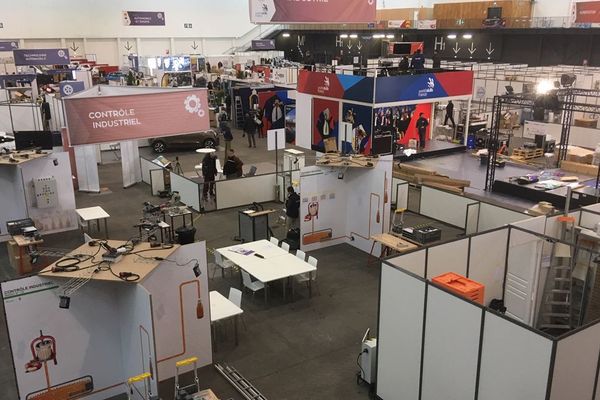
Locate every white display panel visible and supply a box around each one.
[388,249,426,278]
[583,203,600,213]
[392,177,409,209]
[74,144,100,192]
[419,185,475,229]
[426,238,468,279]
[377,264,425,400]
[150,169,165,195]
[468,229,509,306]
[421,286,482,400]
[140,157,155,185]
[216,173,277,210]
[477,203,529,232]
[170,171,201,212]
[511,215,547,234]
[478,312,553,400]
[295,92,312,150]
[120,140,142,188]
[579,210,600,230]
[550,322,600,400]
[465,202,480,235]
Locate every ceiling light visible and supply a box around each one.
[349,34,358,39]
[373,34,384,39]
[447,34,457,39]
[536,80,554,95]
[463,34,472,39]
[386,34,395,39]
[282,33,290,37]
[340,34,349,38]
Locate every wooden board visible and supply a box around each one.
[241,209,277,217]
[371,233,419,253]
[39,240,179,283]
[397,163,437,176]
[425,182,464,194]
[414,174,470,188]
[316,154,378,168]
[560,160,599,177]
[0,150,50,166]
[12,235,44,247]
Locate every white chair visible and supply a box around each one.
[214,251,236,279]
[295,250,306,261]
[241,270,265,300]
[270,236,280,246]
[228,287,247,330]
[280,242,290,252]
[295,256,320,295]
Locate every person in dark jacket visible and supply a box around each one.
[416,113,429,149]
[271,99,285,130]
[201,152,217,199]
[285,186,300,230]
[410,49,425,72]
[243,112,257,148]
[221,120,233,159]
[432,50,441,69]
[444,100,456,129]
[223,149,243,179]
[399,56,409,73]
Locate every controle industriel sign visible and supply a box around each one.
[64,90,209,146]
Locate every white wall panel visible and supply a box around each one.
[469,229,509,306]
[421,286,482,400]
[420,185,475,228]
[216,174,277,210]
[426,239,468,279]
[295,93,312,150]
[377,265,426,400]
[388,249,426,278]
[139,38,171,57]
[203,39,235,56]
[169,172,200,211]
[478,203,529,232]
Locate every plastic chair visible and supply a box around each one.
[295,250,306,261]
[214,251,236,279]
[245,165,257,177]
[280,242,290,252]
[241,270,265,300]
[228,287,247,330]
[270,237,280,246]
[295,256,320,295]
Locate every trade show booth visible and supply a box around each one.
[295,69,474,160]
[1,241,212,400]
[376,208,600,400]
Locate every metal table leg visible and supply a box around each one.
[104,218,109,238]
[309,272,313,298]
[212,323,218,352]
[234,316,238,346]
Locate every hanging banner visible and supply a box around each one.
[64,90,210,145]
[0,41,18,51]
[59,81,86,97]
[251,39,276,50]
[375,71,474,103]
[123,11,166,26]
[297,70,374,103]
[416,20,437,30]
[13,48,70,66]
[388,20,411,28]
[249,0,376,24]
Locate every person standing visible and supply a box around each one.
[444,100,456,129]
[223,149,244,179]
[285,186,300,230]
[399,56,409,73]
[201,152,217,199]
[244,112,257,148]
[271,99,284,130]
[416,113,429,149]
[410,49,425,73]
[221,119,233,159]
[432,50,441,69]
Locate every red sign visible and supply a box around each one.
[249,0,376,24]
[64,90,210,146]
[576,1,600,23]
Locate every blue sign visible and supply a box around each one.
[0,41,18,51]
[375,74,448,103]
[60,81,85,97]
[13,48,70,66]
[123,11,165,26]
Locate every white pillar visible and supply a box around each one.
[120,140,142,188]
[74,145,100,193]
[464,98,472,146]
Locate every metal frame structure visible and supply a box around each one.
[485,88,600,191]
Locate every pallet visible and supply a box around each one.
[512,148,544,160]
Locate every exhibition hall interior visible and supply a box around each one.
[3,0,600,399]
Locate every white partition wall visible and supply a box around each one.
[377,265,425,400]
[140,157,155,185]
[216,173,277,210]
[388,249,426,278]
[170,172,201,212]
[421,286,483,400]
[477,203,530,232]
[419,186,476,229]
[426,239,469,279]
[392,177,409,209]
[466,202,480,235]
[477,312,554,400]
[469,229,509,305]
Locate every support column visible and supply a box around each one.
[116,38,122,66]
[464,98,472,146]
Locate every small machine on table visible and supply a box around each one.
[6,218,44,275]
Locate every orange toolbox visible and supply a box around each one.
[432,272,485,305]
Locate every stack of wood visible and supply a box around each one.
[393,163,470,193]
[561,146,599,177]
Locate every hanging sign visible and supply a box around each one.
[249,0,376,24]
[123,11,166,26]
[13,48,70,66]
[0,41,18,51]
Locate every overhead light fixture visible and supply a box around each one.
[447,34,457,39]
[340,34,349,38]
[349,34,358,39]
[463,34,472,39]
[282,33,290,37]
[386,34,395,39]
[372,34,384,39]
[536,79,554,95]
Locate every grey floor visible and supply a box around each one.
[0,134,467,400]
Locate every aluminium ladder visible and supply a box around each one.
[215,363,267,400]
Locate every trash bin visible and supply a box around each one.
[175,226,196,245]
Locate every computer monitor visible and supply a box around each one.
[14,131,54,150]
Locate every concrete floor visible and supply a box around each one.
[0,133,465,400]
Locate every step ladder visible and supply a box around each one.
[537,216,576,331]
[215,363,267,400]
[234,96,244,129]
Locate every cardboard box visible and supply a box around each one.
[574,118,598,129]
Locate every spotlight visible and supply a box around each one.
[59,295,71,309]
[349,34,358,39]
[340,34,349,39]
[463,34,472,39]
[536,80,554,95]
[282,33,290,38]
[193,262,201,277]
[447,34,457,39]
[560,73,577,87]
[386,34,395,39]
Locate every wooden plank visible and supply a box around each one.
[425,182,464,194]
[414,174,471,188]
[560,160,599,177]
[398,164,437,175]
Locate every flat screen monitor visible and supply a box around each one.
[487,7,502,19]
[14,131,54,150]
[392,43,412,56]
[371,133,393,155]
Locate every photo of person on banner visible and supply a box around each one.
[373,103,431,149]
[342,103,373,155]
[312,98,339,152]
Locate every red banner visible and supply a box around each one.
[249,0,376,24]
[64,90,210,146]
[576,1,600,23]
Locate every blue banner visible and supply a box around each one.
[13,48,70,66]
[123,11,165,26]
[60,81,85,97]
[0,41,18,51]
[251,40,276,50]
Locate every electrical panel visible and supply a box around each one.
[34,176,58,208]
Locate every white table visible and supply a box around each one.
[76,206,110,238]
[216,240,316,304]
[210,291,243,349]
